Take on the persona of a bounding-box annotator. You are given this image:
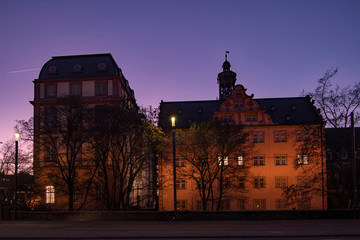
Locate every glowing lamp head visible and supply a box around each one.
[171,117,176,127]
[14,132,20,142]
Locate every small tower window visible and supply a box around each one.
[290,104,297,111]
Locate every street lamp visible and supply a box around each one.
[171,117,177,214]
[14,132,20,220]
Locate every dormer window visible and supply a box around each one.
[97,62,107,72]
[178,109,183,114]
[72,64,82,73]
[246,114,257,122]
[270,105,276,111]
[48,65,57,74]
[291,104,297,111]
[197,108,203,114]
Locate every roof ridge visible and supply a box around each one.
[52,53,112,59]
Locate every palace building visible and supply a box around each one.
[158,56,326,211]
[31,54,156,210]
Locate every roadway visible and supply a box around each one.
[1,219,360,239]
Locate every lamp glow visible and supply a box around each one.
[14,132,20,142]
[171,117,176,127]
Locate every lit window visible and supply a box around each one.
[274,131,287,142]
[297,155,309,165]
[238,156,244,166]
[275,155,287,165]
[275,177,288,188]
[95,81,108,96]
[218,156,229,166]
[253,155,265,166]
[70,82,82,96]
[45,186,55,204]
[45,84,57,98]
[253,132,264,143]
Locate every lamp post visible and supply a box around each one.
[171,117,177,214]
[14,132,20,220]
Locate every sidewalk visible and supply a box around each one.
[1,219,360,239]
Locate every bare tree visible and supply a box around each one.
[303,68,360,128]
[17,98,94,211]
[175,119,251,211]
[282,124,326,210]
[0,139,32,175]
[89,102,165,210]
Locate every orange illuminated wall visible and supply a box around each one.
[158,84,326,211]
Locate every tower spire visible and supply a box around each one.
[217,51,237,100]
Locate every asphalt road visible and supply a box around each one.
[1,219,360,239]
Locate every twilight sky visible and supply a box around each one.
[1,0,360,143]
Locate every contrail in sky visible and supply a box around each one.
[7,68,41,74]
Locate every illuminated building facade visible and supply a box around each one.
[158,57,326,211]
[31,54,155,210]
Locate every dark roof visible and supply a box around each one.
[255,97,323,125]
[158,96,323,129]
[38,53,135,98]
[39,53,120,80]
[158,100,224,129]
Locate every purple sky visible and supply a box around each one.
[1,0,360,143]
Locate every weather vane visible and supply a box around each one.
[225,51,230,61]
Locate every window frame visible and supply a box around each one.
[253,155,265,166]
[95,81,108,96]
[45,185,55,204]
[275,154,287,165]
[274,130,287,142]
[252,132,264,143]
[45,84,57,98]
[275,176,288,188]
[69,82,82,97]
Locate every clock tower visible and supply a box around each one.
[217,51,237,100]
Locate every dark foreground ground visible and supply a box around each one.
[1,219,360,240]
